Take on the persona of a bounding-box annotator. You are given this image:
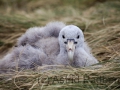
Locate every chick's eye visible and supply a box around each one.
[77,35,79,39]
[62,35,65,39]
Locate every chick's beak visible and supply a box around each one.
[66,39,75,61]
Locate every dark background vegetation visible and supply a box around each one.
[0,0,120,90]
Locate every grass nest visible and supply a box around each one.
[0,63,120,90]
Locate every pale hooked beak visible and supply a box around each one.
[66,39,75,61]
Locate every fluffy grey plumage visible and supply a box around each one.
[56,25,98,67]
[0,21,98,73]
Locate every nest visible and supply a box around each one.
[0,63,120,90]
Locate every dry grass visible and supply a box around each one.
[0,0,120,90]
[0,63,120,90]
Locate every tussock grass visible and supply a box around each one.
[0,0,120,90]
[0,63,120,90]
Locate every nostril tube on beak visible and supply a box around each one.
[66,39,75,61]
[66,39,75,51]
